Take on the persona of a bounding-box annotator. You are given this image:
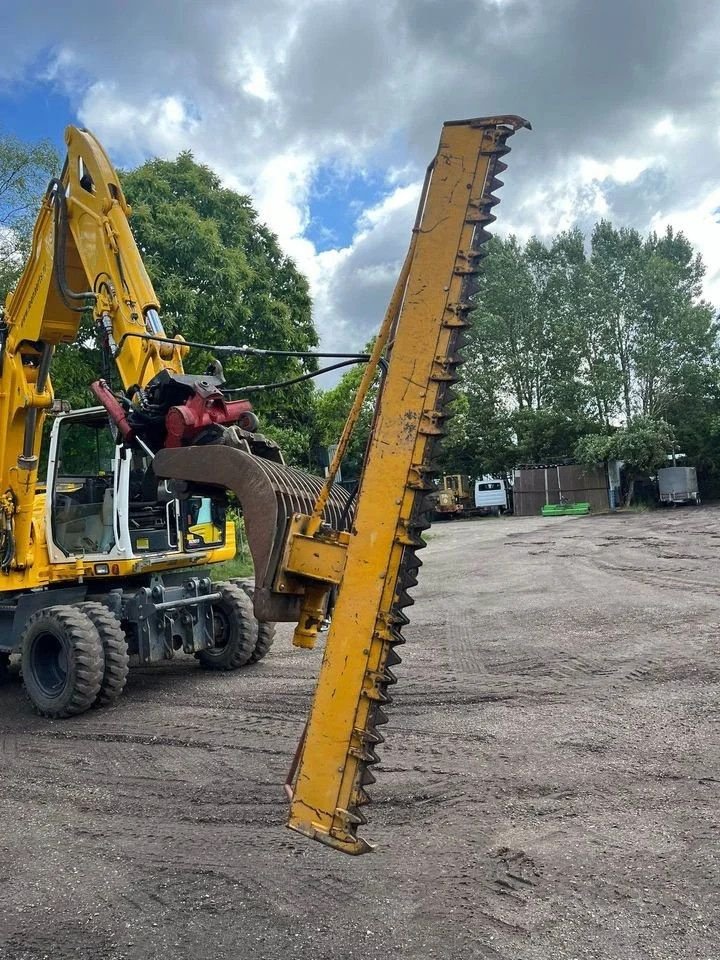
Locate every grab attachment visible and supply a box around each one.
[153,445,353,629]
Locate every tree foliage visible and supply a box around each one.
[0,133,59,302]
[574,417,676,504]
[119,154,318,460]
[445,222,719,485]
[314,344,379,480]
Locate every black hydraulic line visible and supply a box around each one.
[114,330,371,363]
[48,178,96,313]
[222,356,388,395]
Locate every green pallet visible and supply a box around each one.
[541,502,590,517]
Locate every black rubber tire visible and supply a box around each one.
[79,602,129,708]
[0,652,10,684]
[228,578,277,664]
[198,582,256,670]
[249,622,276,664]
[20,606,104,718]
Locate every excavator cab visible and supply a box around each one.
[45,408,233,566]
[50,411,116,555]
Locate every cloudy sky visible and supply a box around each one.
[2,0,719,369]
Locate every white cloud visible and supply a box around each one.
[650,187,720,303]
[3,0,720,381]
[79,85,199,164]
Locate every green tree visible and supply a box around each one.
[575,417,675,505]
[446,223,719,481]
[119,154,318,462]
[0,133,59,302]
[588,222,716,423]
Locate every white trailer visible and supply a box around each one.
[658,466,700,505]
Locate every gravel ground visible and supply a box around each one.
[0,507,718,960]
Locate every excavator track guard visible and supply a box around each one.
[153,446,353,622]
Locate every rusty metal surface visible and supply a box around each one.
[153,446,353,621]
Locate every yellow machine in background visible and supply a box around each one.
[433,474,472,517]
[0,115,528,853]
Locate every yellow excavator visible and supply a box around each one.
[0,115,528,853]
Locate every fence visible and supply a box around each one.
[513,463,611,517]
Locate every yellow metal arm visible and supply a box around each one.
[3,126,186,391]
[286,115,529,853]
[0,125,186,569]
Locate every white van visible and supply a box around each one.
[474,476,508,515]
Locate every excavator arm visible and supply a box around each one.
[0,127,260,571]
[4,126,186,391]
[154,115,529,853]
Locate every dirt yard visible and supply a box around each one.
[0,507,718,960]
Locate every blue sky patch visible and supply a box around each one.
[306,163,386,251]
[0,77,76,151]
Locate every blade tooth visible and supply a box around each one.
[406,535,427,548]
[488,177,504,192]
[471,211,496,226]
[469,232,491,251]
[347,802,369,821]
[386,648,403,668]
[372,707,390,726]
[417,494,436,513]
[494,158,509,170]
[410,480,436,493]
[366,725,386,747]
[362,726,385,745]
[383,668,397,686]
[474,228,493,245]
[354,791,371,810]
[361,767,377,786]
[440,386,460,408]
[462,276,480,299]
[444,351,464,366]
[365,716,385,750]
[391,610,410,627]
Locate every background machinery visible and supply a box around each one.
[0,115,528,853]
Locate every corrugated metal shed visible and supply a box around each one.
[513,463,611,517]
